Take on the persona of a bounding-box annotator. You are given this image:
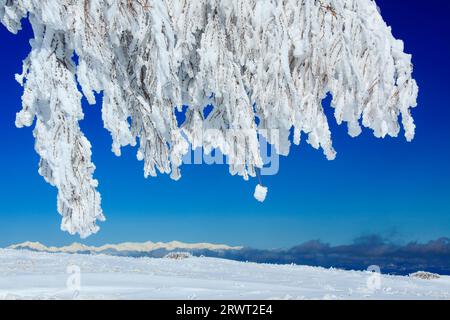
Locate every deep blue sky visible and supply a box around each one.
[0,1,449,249]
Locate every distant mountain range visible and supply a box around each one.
[8,241,243,257]
[7,237,450,276]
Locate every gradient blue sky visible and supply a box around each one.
[0,0,449,249]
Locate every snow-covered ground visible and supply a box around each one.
[0,249,449,300]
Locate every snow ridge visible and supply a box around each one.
[1,249,449,300]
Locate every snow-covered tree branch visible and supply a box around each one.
[0,0,418,238]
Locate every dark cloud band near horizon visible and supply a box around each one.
[209,236,450,276]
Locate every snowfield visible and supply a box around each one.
[0,249,449,300]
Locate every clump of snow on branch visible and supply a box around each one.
[254,184,268,203]
[0,0,418,237]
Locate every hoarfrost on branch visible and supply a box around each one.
[0,0,418,237]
